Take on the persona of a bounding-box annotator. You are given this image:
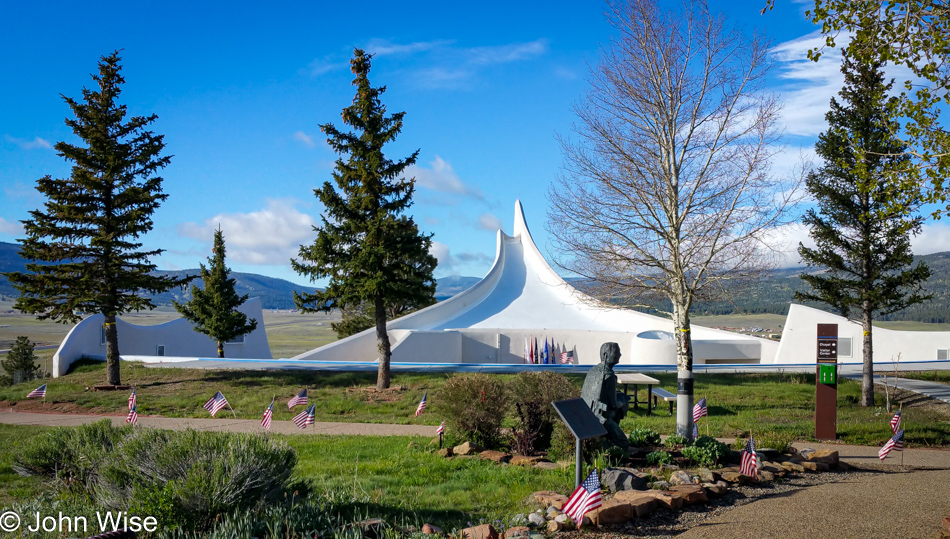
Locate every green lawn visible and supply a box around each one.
[899,370,950,385]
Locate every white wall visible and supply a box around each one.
[51,298,272,376]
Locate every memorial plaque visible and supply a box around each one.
[552,398,607,441]
[817,323,838,363]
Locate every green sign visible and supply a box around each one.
[819,363,837,385]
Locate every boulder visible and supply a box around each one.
[535,461,560,471]
[651,481,671,490]
[479,450,512,464]
[504,527,530,539]
[454,442,484,456]
[462,524,498,539]
[805,449,840,467]
[588,498,633,525]
[627,489,684,510]
[668,484,708,505]
[837,461,851,471]
[511,455,545,466]
[422,524,443,535]
[780,461,805,473]
[546,520,568,532]
[938,531,950,539]
[696,468,717,483]
[669,470,694,486]
[531,491,568,510]
[719,471,750,484]
[554,514,569,523]
[801,461,830,472]
[943,516,950,530]
[545,506,560,518]
[437,448,453,458]
[702,483,727,497]
[612,491,658,517]
[527,513,547,528]
[603,467,649,492]
[798,448,816,460]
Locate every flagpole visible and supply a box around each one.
[705,394,709,437]
[228,400,237,418]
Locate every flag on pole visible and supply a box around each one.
[692,423,699,439]
[26,384,47,398]
[128,387,136,410]
[415,391,427,416]
[559,351,574,364]
[529,337,534,363]
[288,389,308,409]
[534,338,539,364]
[203,391,229,417]
[436,421,445,435]
[126,404,138,425]
[261,400,274,431]
[878,429,905,460]
[890,409,902,434]
[292,404,316,429]
[740,438,758,477]
[693,397,708,422]
[562,469,603,527]
[524,336,529,363]
[543,339,549,364]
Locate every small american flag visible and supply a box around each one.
[126,404,138,426]
[288,389,308,409]
[740,438,758,477]
[128,388,136,410]
[693,397,707,422]
[558,351,575,364]
[415,391,427,417]
[562,469,602,528]
[27,384,47,398]
[261,401,274,431]
[890,409,902,434]
[292,404,316,429]
[436,421,445,435]
[878,429,905,460]
[692,423,699,439]
[203,391,229,417]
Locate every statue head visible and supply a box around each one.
[600,342,621,367]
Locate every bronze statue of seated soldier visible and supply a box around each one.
[581,342,631,449]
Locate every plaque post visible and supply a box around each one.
[815,323,838,440]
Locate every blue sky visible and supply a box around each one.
[3,0,948,286]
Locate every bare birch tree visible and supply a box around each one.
[548,0,800,439]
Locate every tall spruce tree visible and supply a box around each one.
[5,52,189,386]
[0,336,41,386]
[173,228,257,358]
[796,51,931,407]
[292,48,437,390]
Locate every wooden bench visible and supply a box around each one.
[651,388,677,416]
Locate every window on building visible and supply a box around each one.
[938,349,949,361]
[225,335,245,344]
[837,337,852,357]
[156,345,165,357]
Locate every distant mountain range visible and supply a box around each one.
[3,241,950,321]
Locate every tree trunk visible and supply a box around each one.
[673,304,695,440]
[104,315,121,386]
[217,340,225,358]
[861,305,874,406]
[375,295,392,390]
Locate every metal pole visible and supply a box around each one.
[575,436,583,488]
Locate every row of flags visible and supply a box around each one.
[522,337,575,364]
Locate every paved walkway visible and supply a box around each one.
[843,373,950,405]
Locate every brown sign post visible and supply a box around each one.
[815,323,838,440]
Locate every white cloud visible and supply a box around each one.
[0,216,23,235]
[303,55,347,76]
[478,213,502,232]
[178,199,318,266]
[759,222,816,268]
[770,32,848,137]
[429,240,493,275]
[293,131,316,147]
[409,156,484,201]
[554,66,578,80]
[466,39,548,65]
[4,134,52,150]
[365,39,453,57]
[912,222,950,255]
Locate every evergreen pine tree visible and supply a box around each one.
[4,52,190,386]
[174,228,257,358]
[796,51,932,407]
[0,336,41,386]
[292,48,437,390]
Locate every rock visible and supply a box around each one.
[509,515,528,527]
[532,491,568,510]
[478,450,512,464]
[669,470,693,486]
[802,461,830,472]
[668,484,708,505]
[602,467,649,492]
[943,516,950,530]
[454,442,484,456]
[588,498,633,525]
[798,448,816,460]
[437,448,453,458]
[758,448,781,459]
[527,513,547,528]
[660,463,680,472]
[612,491,658,517]
[504,527,530,539]
[696,468,717,483]
[837,461,851,471]
[626,489,684,510]
[554,514,569,523]
[651,481,671,489]
[462,524,498,539]
[756,470,775,482]
[720,471,750,484]
[546,520,568,532]
[702,483,727,497]
[545,506,560,518]
[787,456,804,464]
[938,530,950,539]
[780,461,805,473]
[535,461,560,471]
[805,449,840,467]
[422,524,443,535]
[511,455,545,466]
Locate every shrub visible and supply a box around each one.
[681,445,716,466]
[507,371,577,455]
[548,421,602,462]
[14,419,128,489]
[645,450,674,466]
[441,373,508,448]
[628,428,661,447]
[683,435,730,466]
[1,335,41,386]
[665,434,688,447]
